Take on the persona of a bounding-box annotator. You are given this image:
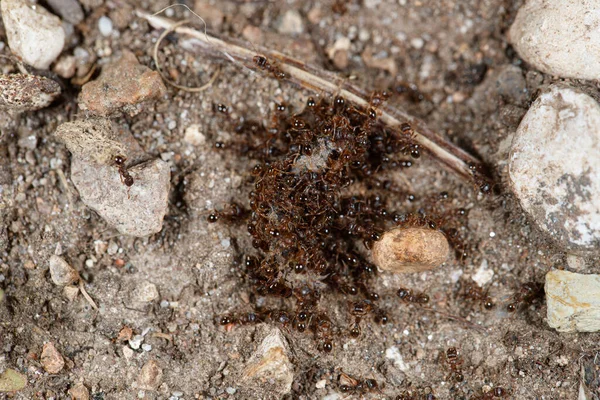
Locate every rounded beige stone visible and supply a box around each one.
[372,227,449,273]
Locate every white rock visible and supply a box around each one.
[0,0,65,69]
[509,0,600,80]
[49,255,79,286]
[277,10,304,35]
[98,16,113,37]
[545,270,600,332]
[242,328,294,397]
[183,124,206,146]
[509,86,600,254]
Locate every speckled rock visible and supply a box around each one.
[41,342,65,374]
[545,270,600,332]
[55,119,171,237]
[0,74,61,112]
[509,86,600,254]
[0,0,65,69]
[78,50,166,116]
[242,328,294,397]
[509,0,600,80]
[372,227,450,273]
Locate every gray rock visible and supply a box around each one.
[509,0,600,80]
[242,328,294,397]
[0,74,61,112]
[0,0,65,69]
[545,270,600,332]
[55,119,171,237]
[509,85,600,254]
[46,0,84,24]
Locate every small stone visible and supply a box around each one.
[79,50,166,116]
[68,383,90,400]
[122,346,134,359]
[0,0,65,69]
[242,328,294,397]
[46,0,84,24]
[98,16,113,37]
[372,227,450,273]
[49,255,79,286]
[53,55,77,79]
[277,10,304,35]
[509,0,600,80]
[132,281,159,303]
[183,124,206,146]
[545,270,600,332]
[63,285,79,301]
[0,368,27,392]
[137,360,163,391]
[509,86,600,254]
[327,37,351,70]
[41,342,65,374]
[129,335,143,350]
[0,74,61,112]
[315,379,326,389]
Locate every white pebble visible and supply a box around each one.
[98,16,113,37]
[509,0,600,80]
[0,0,65,69]
[141,344,152,352]
[129,335,144,350]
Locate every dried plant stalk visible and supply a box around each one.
[137,10,482,181]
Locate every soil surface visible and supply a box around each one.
[1,1,599,399]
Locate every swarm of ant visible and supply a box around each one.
[207,52,483,356]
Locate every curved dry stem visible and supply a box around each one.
[137,10,482,181]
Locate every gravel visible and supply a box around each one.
[0,0,65,69]
[509,0,600,80]
[509,85,600,254]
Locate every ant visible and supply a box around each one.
[253,55,286,80]
[444,347,464,382]
[472,387,507,399]
[397,288,429,304]
[207,202,247,224]
[462,282,494,310]
[338,371,380,395]
[506,282,542,312]
[113,155,134,198]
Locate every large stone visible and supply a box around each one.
[0,0,65,70]
[509,0,600,80]
[509,86,600,254]
[55,119,171,237]
[242,328,294,398]
[545,270,600,333]
[78,50,166,116]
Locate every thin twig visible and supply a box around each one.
[79,280,99,310]
[137,10,482,181]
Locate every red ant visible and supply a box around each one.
[444,347,464,382]
[472,387,507,399]
[113,155,134,198]
[253,55,286,80]
[506,282,541,312]
[462,282,494,310]
[397,288,430,304]
[337,371,380,395]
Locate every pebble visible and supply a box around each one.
[132,281,159,303]
[277,10,304,35]
[49,255,79,286]
[68,383,90,400]
[129,335,144,350]
[137,360,163,391]
[183,124,206,146]
[46,0,84,25]
[55,119,171,237]
[371,227,450,273]
[41,342,65,374]
[63,285,79,301]
[509,1,600,80]
[0,368,26,392]
[78,50,166,116]
[53,55,77,79]
[98,16,113,37]
[327,37,351,70]
[0,0,65,69]
[0,74,61,113]
[509,85,600,254]
[242,328,294,397]
[545,270,600,332]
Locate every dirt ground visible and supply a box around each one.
[1,0,599,399]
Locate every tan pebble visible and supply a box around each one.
[137,360,162,391]
[63,285,79,301]
[68,383,90,400]
[41,342,65,374]
[49,255,79,286]
[371,227,449,273]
